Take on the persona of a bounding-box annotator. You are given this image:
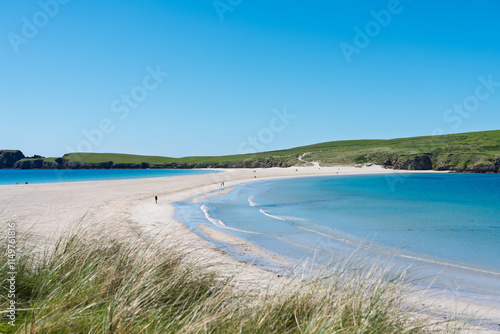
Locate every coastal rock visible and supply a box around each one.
[435,163,454,171]
[55,158,65,165]
[434,154,500,173]
[13,159,60,169]
[495,158,500,172]
[93,161,114,169]
[0,150,25,168]
[65,161,84,169]
[466,163,497,173]
[382,158,394,168]
[391,155,433,170]
[13,159,32,169]
[113,163,140,169]
[31,159,44,169]
[62,161,114,169]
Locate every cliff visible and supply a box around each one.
[0,150,25,168]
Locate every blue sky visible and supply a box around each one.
[1,0,499,157]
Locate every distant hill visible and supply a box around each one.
[2,130,500,172]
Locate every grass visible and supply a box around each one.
[62,153,179,165]
[0,229,461,333]
[56,129,500,170]
[62,152,269,167]
[17,158,57,163]
[4,129,499,170]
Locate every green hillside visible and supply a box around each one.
[62,130,500,172]
[63,153,178,165]
[3,130,500,172]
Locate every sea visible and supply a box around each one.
[0,168,217,185]
[175,173,500,303]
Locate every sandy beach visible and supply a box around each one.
[1,165,499,332]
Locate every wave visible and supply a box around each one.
[200,204,227,228]
[259,209,307,223]
[200,204,263,235]
[248,195,258,207]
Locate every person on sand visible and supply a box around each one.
[155,196,158,204]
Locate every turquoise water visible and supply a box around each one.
[175,174,500,299]
[0,169,217,185]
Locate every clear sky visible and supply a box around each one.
[1,0,499,158]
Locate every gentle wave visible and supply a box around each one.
[259,209,307,222]
[200,204,227,228]
[200,204,263,235]
[248,195,258,207]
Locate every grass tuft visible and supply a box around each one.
[1,230,456,333]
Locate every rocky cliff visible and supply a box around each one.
[378,153,500,173]
[0,150,25,168]
[382,154,433,170]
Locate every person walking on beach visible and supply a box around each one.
[155,196,158,204]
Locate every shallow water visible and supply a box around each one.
[175,174,500,301]
[0,169,217,185]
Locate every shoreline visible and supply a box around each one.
[0,168,220,186]
[175,170,500,332]
[1,165,498,332]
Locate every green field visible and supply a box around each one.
[4,129,499,171]
[57,130,500,171]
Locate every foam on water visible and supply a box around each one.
[259,209,307,223]
[200,204,227,228]
[248,195,258,207]
[200,204,264,235]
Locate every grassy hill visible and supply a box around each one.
[294,130,500,171]
[60,130,500,172]
[4,130,500,172]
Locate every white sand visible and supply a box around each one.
[1,165,498,332]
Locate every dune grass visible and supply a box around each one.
[1,230,458,333]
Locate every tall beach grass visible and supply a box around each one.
[1,229,461,333]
